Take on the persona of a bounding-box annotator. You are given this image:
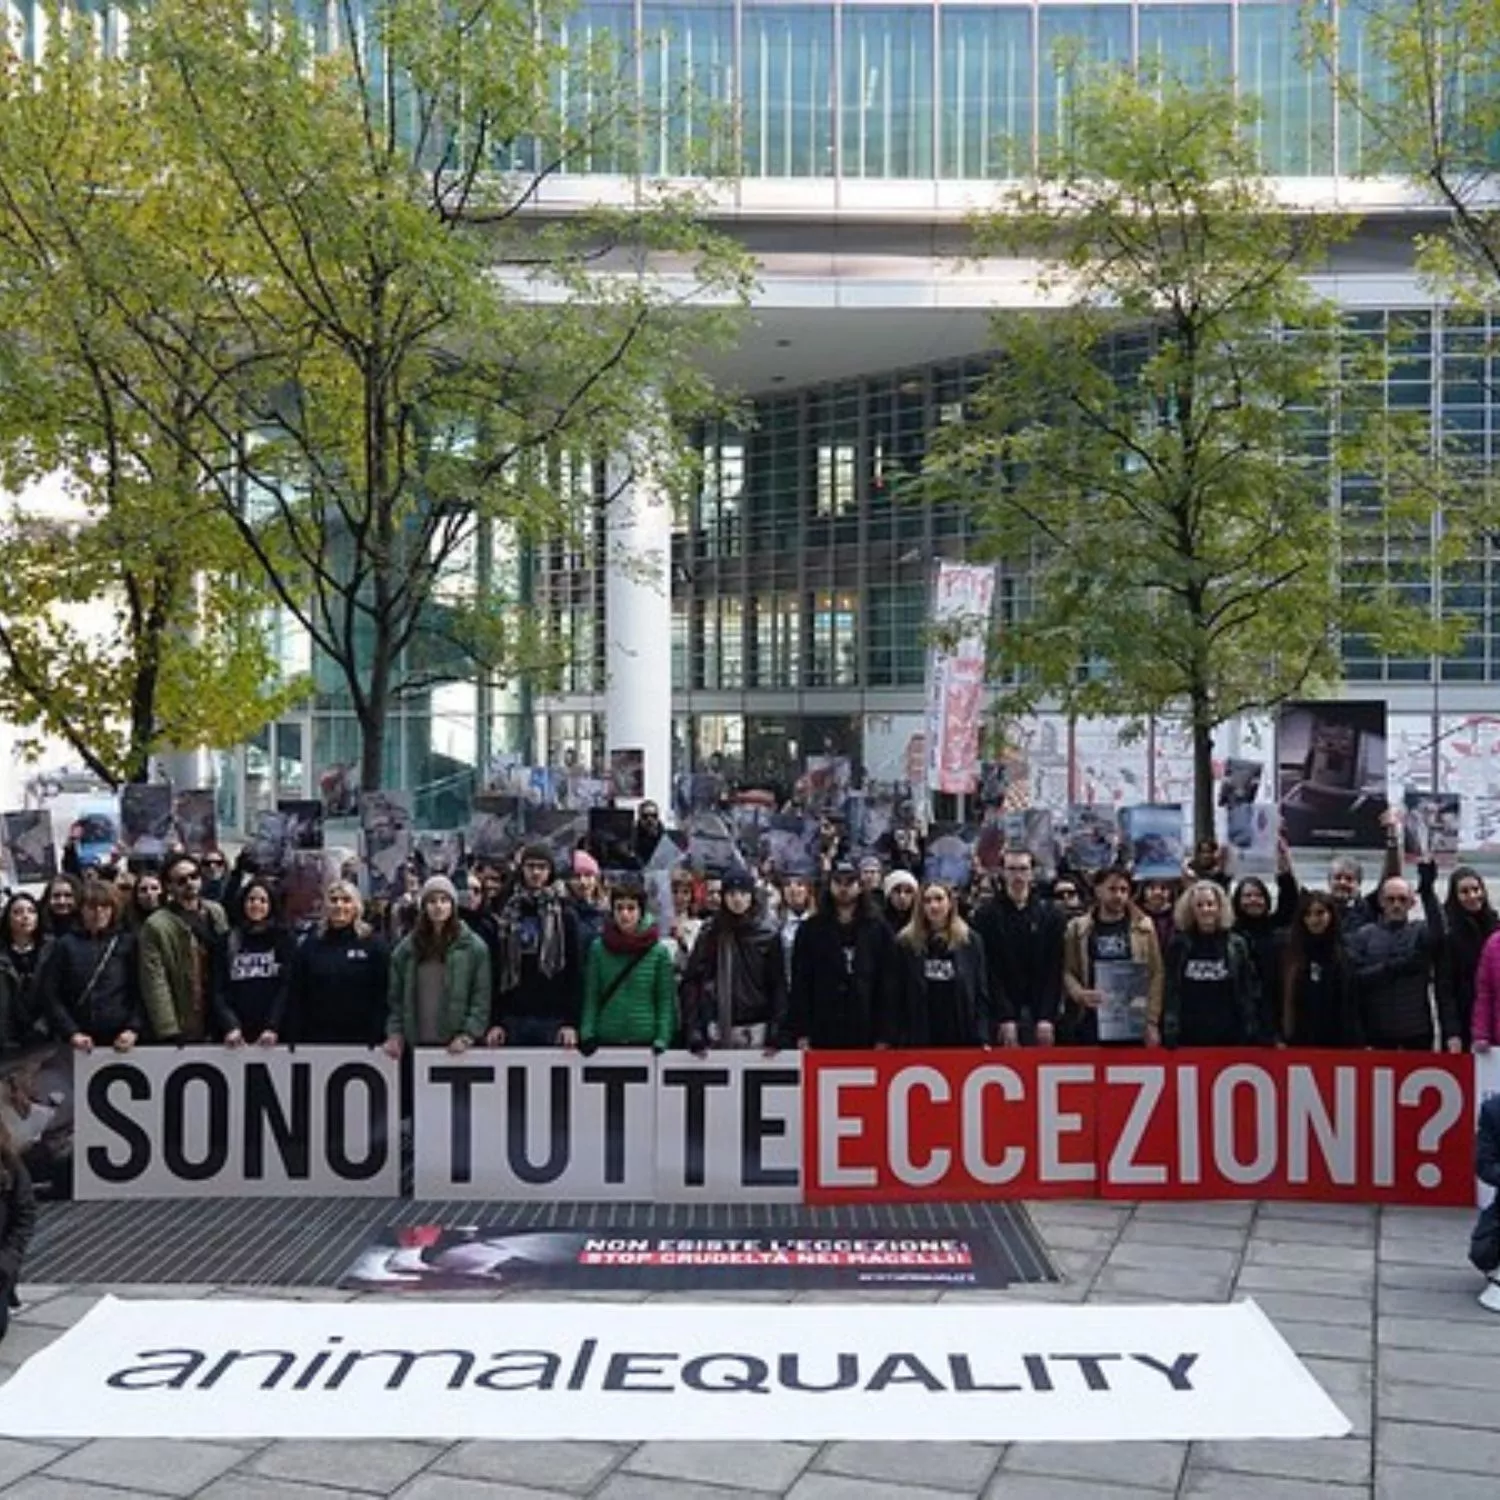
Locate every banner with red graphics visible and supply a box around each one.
[801,1050,1474,1208]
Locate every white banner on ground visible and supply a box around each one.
[73,1047,401,1200]
[0,1297,1349,1443]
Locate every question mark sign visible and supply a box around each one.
[1398,1069,1466,1190]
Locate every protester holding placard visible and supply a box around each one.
[41,884,140,1053]
[1438,866,1497,1052]
[0,894,49,1053]
[894,883,991,1048]
[579,882,676,1054]
[1060,867,1163,1046]
[287,881,388,1046]
[1278,893,1362,1048]
[0,1118,35,1343]
[1160,882,1262,1050]
[215,879,297,1047]
[384,876,492,1057]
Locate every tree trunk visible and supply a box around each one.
[1192,716,1215,848]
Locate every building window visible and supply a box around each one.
[1238,3,1334,175]
[809,590,859,686]
[841,5,935,179]
[742,3,835,176]
[815,440,857,517]
[752,593,802,687]
[867,582,926,686]
[1039,5,1133,147]
[940,6,1034,179]
[1137,5,1232,85]
[642,3,736,177]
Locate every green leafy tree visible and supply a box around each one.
[85,0,751,793]
[926,64,1460,842]
[0,28,300,785]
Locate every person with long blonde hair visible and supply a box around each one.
[287,881,389,1045]
[1161,880,1261,1048]
[894,883,991,1048]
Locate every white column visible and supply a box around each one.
[604,443,674,814]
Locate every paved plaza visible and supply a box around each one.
[0,1198,1490,1499]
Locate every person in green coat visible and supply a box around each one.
[383,877,492,1057]
[579,882,677,1053]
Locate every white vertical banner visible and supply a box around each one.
[925,562,997,797]
[413,1049,658,1200]
[654,1052,803,1203]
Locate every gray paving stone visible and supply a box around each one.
[1377,1285,1485,1320]
[1376,1260,1476,1291]
[38,1439,249,1495]
[1099,1241,1241,1277]
[788,1476,991,1500]
[1378,1418,1500,1474]
[1132,1202,1256,1227]
[1251,1290,1373,1327]
[813,1441,1002,1492]
[1190,1438,1371,1485]
[1379,1347,1500,1390]
[984,1478,1164,1499]
[395,1477,576,1500]
[1375,1466,1500,1499]
[0,1321,63,1365]
[1001,1441,1187,1490]
[1258,1202,1377,1224]
[1091,1265,1232,1301]
[1379,1379,1500,1430]
[1035,1223,1121,1253]
[1275,1319,1374,1362]
[0,1480,156,1500]
[1243,1242,1375,1271]
[1304,1357,1373,1437]
[432,1441,627,1492]
[1180,1469,1365,1498]
[1236,1265,1374,1300]
[625,1441,815,1491]
[11,1292,100,1328]
[1375,1238,1462,1267]
[0,1440,61,1488]
[203,1479,406,1500]
[1117,1220,1250,1251]
[1050,1249,1106,1280]
[1028,1203,1131,1228]
[1378,1314,1500,1354]
[247,1440,446,1493]
[597,1478,792,1500]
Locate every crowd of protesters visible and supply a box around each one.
[0,800,1482,1062]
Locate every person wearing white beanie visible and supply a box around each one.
[383,876,491,1057]
[882,869,919,934]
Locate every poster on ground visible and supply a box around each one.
[340,1224,1019,1294]
[1277,700,1388,849]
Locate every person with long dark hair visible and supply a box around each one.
[216,878,298,1047]
[125,868,165,933]
[579,881,677,1053]
[383,877,491,1056]
[41,874,82,939]
[682,868,786,1053]
[1279,892,1362,1048]
[0,894,49,1054]
[288,881,388,1046]
[1440,866,1498,1051]
[41,884,141,1052]
[894,883,990,1047]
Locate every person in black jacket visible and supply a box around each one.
[1439,866,1497,1051]
[1230,875,1296,1043]
[895,884,990,1047]
[1278,892,1362,1047]
[788,858,897,1049]
[0,1119,35,1343]
[972,849,1065,1047]
[1161,881,1262,1049]
[216,879,298,1046]
[682,868,787,1053]
[288,881,388,1045]
[490,846,582,1049]
[1348,866,1459,1052]
[0,894,49,1054]
[42,884,142,1052]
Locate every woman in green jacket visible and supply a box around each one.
[580,882,677,1053]
[383,877,491,1057]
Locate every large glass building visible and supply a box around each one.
[21,1,1479,826]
